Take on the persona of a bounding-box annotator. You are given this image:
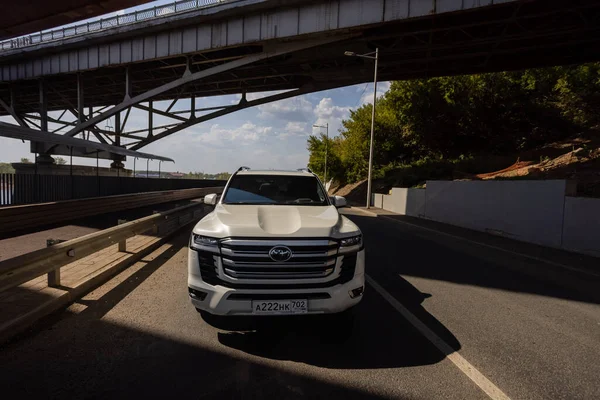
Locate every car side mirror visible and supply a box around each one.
[204,193,218,206]
[331,196,348,208]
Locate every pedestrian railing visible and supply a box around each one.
[0,173,225,207]
[0,173,14,206]
[0,0,231,51]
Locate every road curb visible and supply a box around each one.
[349,207,379,217]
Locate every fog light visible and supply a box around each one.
[189,288,207,301]
[349,286,364,299]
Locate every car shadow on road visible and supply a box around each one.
[216,277,460,370]
[1,313,397,400]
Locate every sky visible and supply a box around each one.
[0,0,390,174]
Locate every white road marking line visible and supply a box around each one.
[350,207,600,278]
[366,274,511,400]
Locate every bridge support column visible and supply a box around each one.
[35,154,55,164]
[34,80,55,164]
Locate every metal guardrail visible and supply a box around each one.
[0,187,223,234]
[0,197,219,293]
[0,0,229,51]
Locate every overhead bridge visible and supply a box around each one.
[1,0,599,161]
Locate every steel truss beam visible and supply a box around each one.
[64,36,351,138]
[0,97,28,127]
[4,36,358,161]
[131,85,324,150]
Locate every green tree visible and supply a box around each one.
[54,157,67,165]
[214,172,232,180]
[308,62,600,184]
[20,157,31,163]
[0,162,15,174]
[307,133,343,182]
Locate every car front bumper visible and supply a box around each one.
[188,248,365,316]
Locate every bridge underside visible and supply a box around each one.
[1,0,600,160]
[0,0,153,41]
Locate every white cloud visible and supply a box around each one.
[256,95,313,122]
[360,81,391,106]
[197,122,274,146]
[312,97,352,137]
[284,122,307,134]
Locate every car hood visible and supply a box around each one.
[193,204,360,238]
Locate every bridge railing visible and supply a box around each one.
[0,0,229,52]
[0,172,226,207]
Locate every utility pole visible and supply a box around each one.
[345,48,379,208]
[313,123,329,183]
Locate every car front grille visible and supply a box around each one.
[220,239,339,280]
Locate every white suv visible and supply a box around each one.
[188,167,365,322]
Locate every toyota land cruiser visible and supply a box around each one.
[188,167,365,322]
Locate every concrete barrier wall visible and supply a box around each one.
[373,193,384,208]
[562,196,600,257]
[389,188,426,216]
[372,180,600,256]
[373,189,426,216]
[424,180,568,247]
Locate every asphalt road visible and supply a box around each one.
[1,209,599,399]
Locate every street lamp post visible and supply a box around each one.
[313,123,329,183]
[345,48,379,208]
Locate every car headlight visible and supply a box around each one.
[340,234,362,247]
[192,234,219,247]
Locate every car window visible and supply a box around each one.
[222,175,329,205]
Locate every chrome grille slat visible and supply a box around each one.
[219,238,339,280]
[221,249,335,258]
[225,269,334,279]
[221,239,336,247]
[222,259,336,268]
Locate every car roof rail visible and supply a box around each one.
[297,167,313,174]
[237,166,251,172]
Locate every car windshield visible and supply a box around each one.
[222,174,329,206]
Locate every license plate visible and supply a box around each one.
[252,299,308,315]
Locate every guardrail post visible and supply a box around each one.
[46,239,66,287]
[152,211,160,234]
[118,219,127,251]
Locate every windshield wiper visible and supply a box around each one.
[285,198,323,204]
